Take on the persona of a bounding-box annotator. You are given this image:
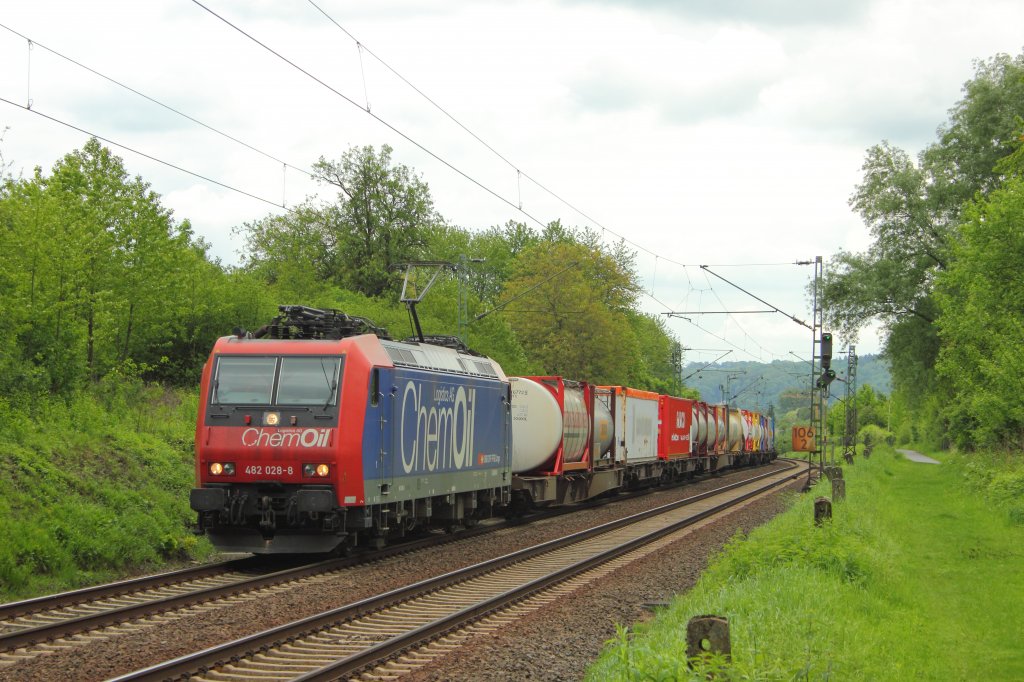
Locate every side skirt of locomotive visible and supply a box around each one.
[343,486,510,550]
[193,484,511,554]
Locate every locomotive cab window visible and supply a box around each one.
[277,357,344,406]
[212,356,277,404]
[211,355,344,406]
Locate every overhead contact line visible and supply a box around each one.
[0,21,315,181]
[190,0,550,230]
[0,96,293,212]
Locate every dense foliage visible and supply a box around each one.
[0,380,208,598]
[0,138,683,399]
[823,52,1024,450]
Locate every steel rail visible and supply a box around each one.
[114,461,799,681]
[0,559,250,622]
[0,458,771,652]
[303,463,803,681]
[0,489,628,655]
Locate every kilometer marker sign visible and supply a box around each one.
[791,425,816,452]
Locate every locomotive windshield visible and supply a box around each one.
[277,357,342,406]
[213,357,276,404]
[212,355,344,406]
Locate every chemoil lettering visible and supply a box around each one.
[400,381,476,475]
[241,428,330,448]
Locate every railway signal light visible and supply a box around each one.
[820,332,833,370]
[815,368,836,389]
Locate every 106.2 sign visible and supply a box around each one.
[791,425,816,452]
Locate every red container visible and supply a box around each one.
[658,395,694,459]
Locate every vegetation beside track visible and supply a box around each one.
[587,446,1024,680]
[0,379,213,601]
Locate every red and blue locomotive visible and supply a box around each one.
[190,306,512,554]
[190,306,776,554]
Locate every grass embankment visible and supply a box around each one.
[587,447,1024,680]
[0,379,212,601]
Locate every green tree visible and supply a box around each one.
[501,228,641,383]
[0,138,242,391]
[236,201,337,305]
[935,176,1024,449]
[312,145,440,296]
[822,52,1024,445]
[624,311,680,392]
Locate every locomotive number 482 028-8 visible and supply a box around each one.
[244,465,294,476]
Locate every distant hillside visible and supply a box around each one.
[681,354,891,411]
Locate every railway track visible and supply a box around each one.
[0,520,519,664]
[113,460,802,681]
[0,559,261,637]
[0,459,775,666]
[0,557,332,660]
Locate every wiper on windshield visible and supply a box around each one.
[320,357,338,411]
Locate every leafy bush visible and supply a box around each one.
[0,381,212,600]
[949,450,1024,524]
[858,423,893,447]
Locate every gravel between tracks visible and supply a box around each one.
[406,477,805,682]
[0,462,802,682]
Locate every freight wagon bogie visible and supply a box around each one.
[511,467,623,508]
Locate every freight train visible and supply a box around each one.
[190,306,776,554]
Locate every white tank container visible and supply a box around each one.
[509,377,562,473]
[716,409,727,449]
[728,409,743,451]
[509,377,607,472]
[697,407,708,448]
[592,399,614,459]
[561,385,590,463]
[690,404,699,451]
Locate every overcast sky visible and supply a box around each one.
[2,1,1022,363]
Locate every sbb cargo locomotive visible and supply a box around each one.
[190,306,775,554]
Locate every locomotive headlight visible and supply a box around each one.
[303,463,331,477]
[264,411,280,426]
[209,462,235,476]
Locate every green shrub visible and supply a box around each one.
[0,382,210,601]
[948,450,1024,524]
[858,423,894,447]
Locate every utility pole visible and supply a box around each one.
[810,256,824,474]
[845,345,858,459]
[456,256,486,343]
[671,342,683,397]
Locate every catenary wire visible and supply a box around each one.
[297,1,703,276]
[0,22,315,180]
[0,96,293,212]
[306,4,813,351]
[190,0,549,230]
[701,269,776,360]
[641,288,778,363]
